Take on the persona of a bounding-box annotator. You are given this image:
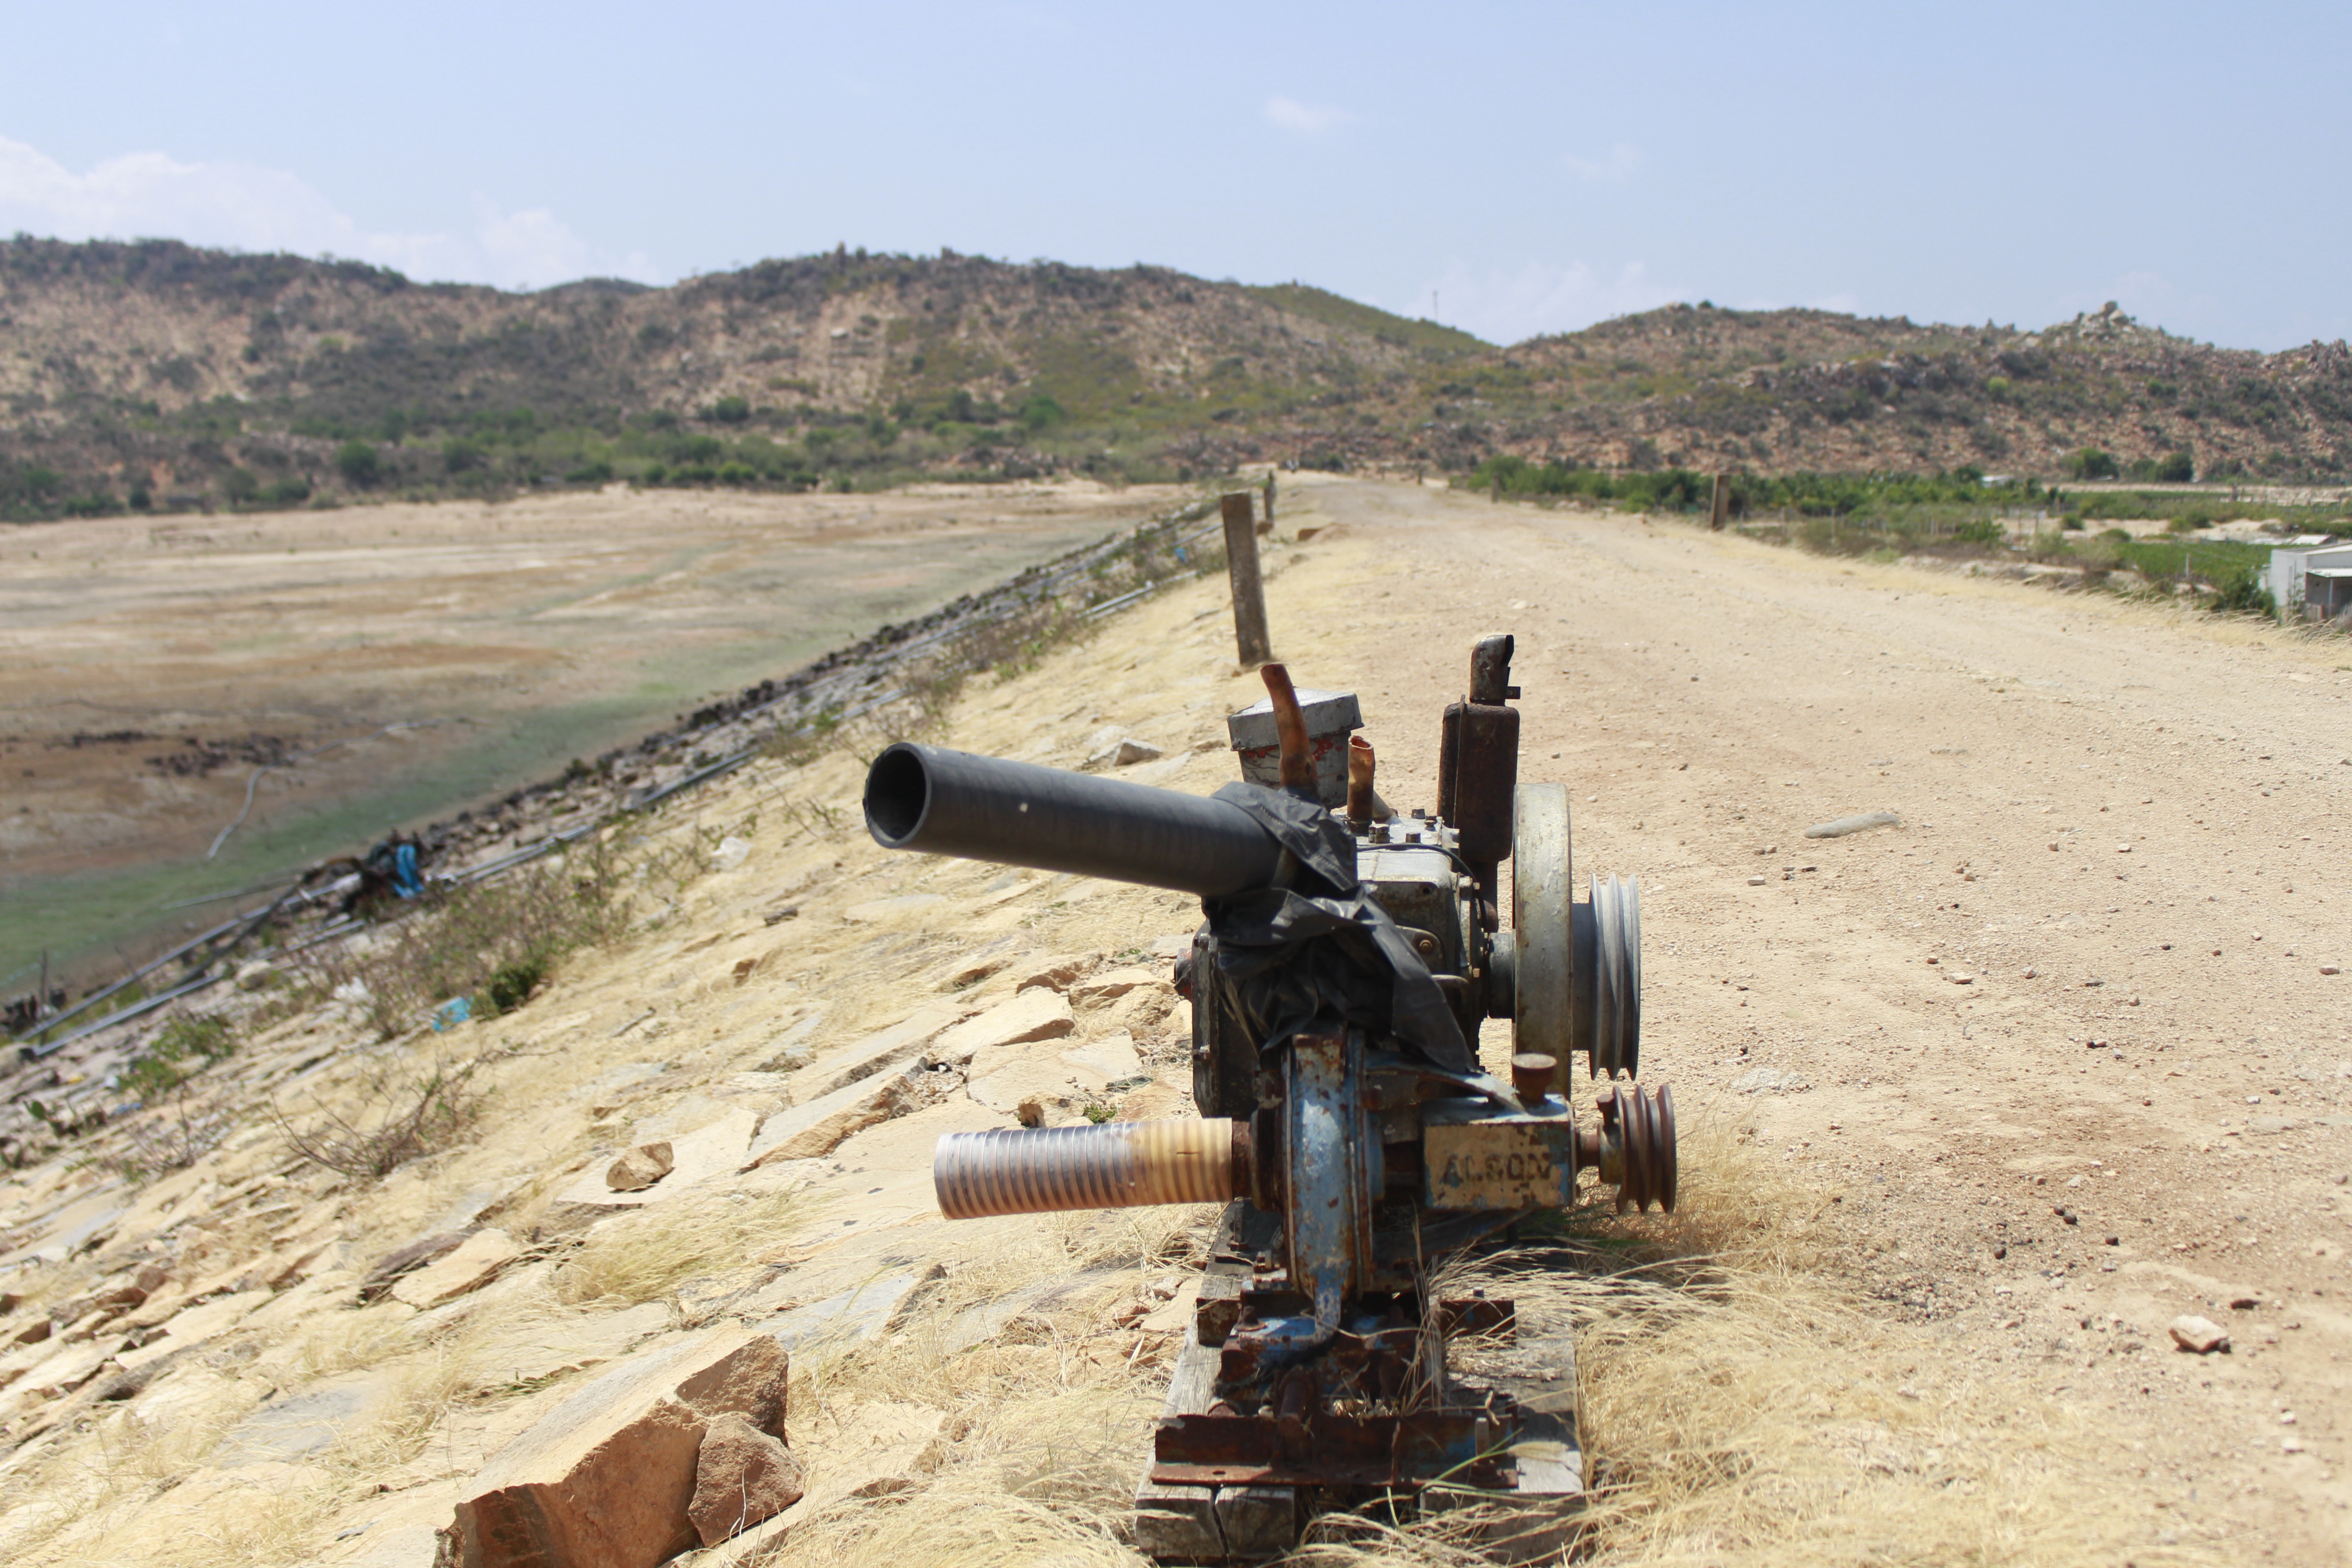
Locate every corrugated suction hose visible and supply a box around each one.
[934,1118,1242,1219]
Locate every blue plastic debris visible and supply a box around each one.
[392,842,423,897]
[432,996,472,1031]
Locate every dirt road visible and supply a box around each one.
[1288,476,2352,1560]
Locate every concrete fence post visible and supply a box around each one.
[1709,473,1730,530]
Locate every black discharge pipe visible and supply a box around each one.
[864,742,1286,897]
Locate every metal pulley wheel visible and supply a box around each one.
[1573,872,1642,1079]
[1603,1083,1676,1214]
[1510,784,1642,1085]
[1509,784,1574,1093]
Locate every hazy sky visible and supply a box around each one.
[2,2,2344,350]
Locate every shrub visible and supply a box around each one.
[2063,447,2119,480]
[2071,535,2123,573]
[1951,519,2004,545]
[1018,394,1065,432]
[708,395,751,424]
[265,476,313,505]
[443,438,485,474]
[301,843,625,1039]
[2156,450,2195,483]
[122,1013,235,1102]
[335,440,381,486]
[2210,571,2275,616]
[223,466,260,503]
[477,956,546,1016]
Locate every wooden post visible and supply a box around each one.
[1708,473,1730,530]
[1262,471,1276,530]
[1221,492,1272,667]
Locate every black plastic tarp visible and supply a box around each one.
[1198,782,1476,1075]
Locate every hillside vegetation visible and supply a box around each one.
[3,237,2349,521]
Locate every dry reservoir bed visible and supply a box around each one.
[0,479,1178,983]
[0,474,2346,1566]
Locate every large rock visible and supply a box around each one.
[116,1289,271,1371]
[742,1059,942,1169]
[929,990,1074,1064]
[687,1412,804,1547]
[787,1004,965,1102]
[361,1231,473,1303]
[392,1229,523,1309]
[436,1325,789,1568]
[1070,966,1161,1004]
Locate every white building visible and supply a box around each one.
[2265,541,2352,622]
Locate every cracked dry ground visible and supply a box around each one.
[0,473,2347,1567]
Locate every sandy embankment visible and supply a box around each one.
[0,476,2344,1564]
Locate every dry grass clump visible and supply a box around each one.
[556,1187,812,1307]
[696,1205,1225,1566]
[1291,1112,2214,1568]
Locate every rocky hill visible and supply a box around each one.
[3,236,2348,518]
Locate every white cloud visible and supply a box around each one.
[1418,259,1685,344]
[0,135,654,291]
[1562,142,1639,182]
[1264,96,1348,135]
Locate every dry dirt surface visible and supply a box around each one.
[1310,476,2352,1559]
[0,475,2348,1568]
[0,478,1176,977]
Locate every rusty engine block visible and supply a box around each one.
[862,633,1672,1560]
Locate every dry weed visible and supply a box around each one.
[271,1047,488,1179]
[557,1187,812,1307]
[1293,1112,2216,1568]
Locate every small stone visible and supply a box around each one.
[2116,843,2132,853]
[607,1142,676,1193]
[1746,875,1767,886]
[2168,1315,2230,1354]
[2322,965,2341,976]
